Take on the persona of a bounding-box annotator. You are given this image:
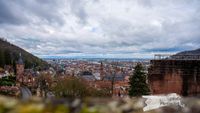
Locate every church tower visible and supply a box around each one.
[16,53,24,82]
[100,62,104,80]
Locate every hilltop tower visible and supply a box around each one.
[16,53,24,82]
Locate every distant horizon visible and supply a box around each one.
[37,53,156,59]
[0,36,188,59]
[40,56,152,60]
[36,50,179,59]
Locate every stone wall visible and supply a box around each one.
[148,60,200,96]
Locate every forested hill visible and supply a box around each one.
[176,48,200,55]
[0,38,48,69]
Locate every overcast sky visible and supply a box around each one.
[0,0,200,58]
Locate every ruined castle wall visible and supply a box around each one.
[148,60,200,96]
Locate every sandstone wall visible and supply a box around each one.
[148,60,200,96]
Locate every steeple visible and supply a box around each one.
[100,62,104,80]
[17,53,24,65]
[16,53,24,81]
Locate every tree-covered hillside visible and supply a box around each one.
[176,48,200,55]
[0,38,48,69]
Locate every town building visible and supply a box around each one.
[16,53,35,87]
[16,53,24,82]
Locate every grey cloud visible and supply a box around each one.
[67,0,88,24]
[0,0,65,26]
[20,0,65,25]
[137,0,152,8]
[0,0,200,58]
[0,0,28,25]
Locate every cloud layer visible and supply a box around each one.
[0,0,200,58]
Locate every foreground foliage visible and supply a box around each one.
[0,95,199,113]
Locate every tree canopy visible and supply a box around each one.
[129,63,150,97]
[53,76,111,98]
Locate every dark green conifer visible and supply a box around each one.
[129,63,150,97]
[0,50,5,67]
[4,49,12,65]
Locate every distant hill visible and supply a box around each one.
[0,38,48,69]
[176,48,200,55]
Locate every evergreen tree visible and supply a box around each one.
[129,63,150,97]
[0,50,5,67]
[4,49,12,65]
